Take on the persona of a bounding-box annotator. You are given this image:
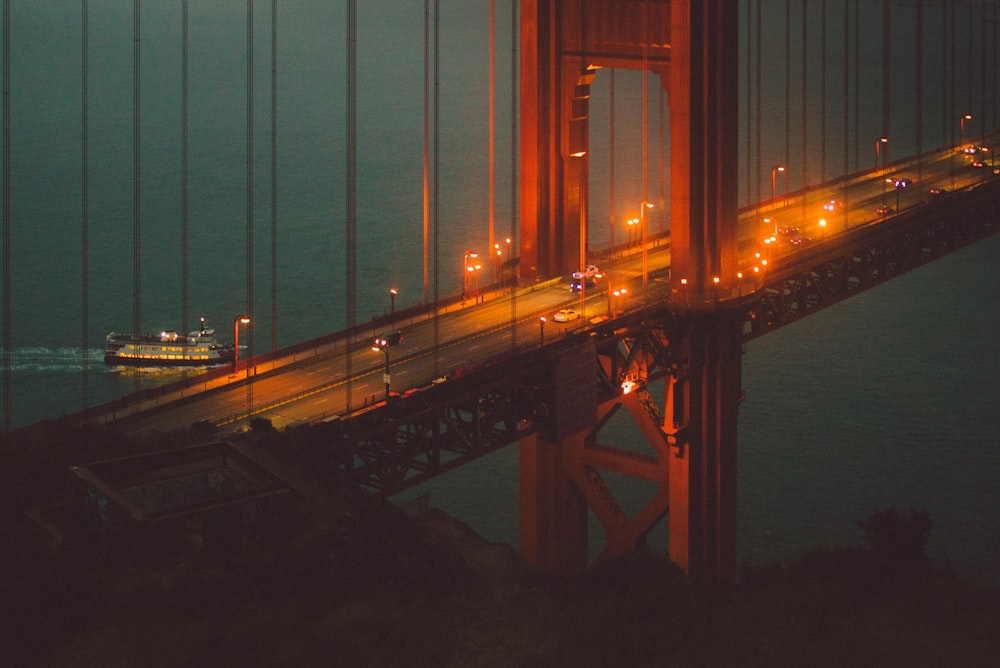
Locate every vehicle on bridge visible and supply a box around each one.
[104,317,234,367]
[572,264,600,280]
[552,308,579,323]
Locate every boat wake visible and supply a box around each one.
[2,347,105,373]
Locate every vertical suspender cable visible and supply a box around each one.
[488,0,495,281]
[916,1,923,182]
[801,0,808,191]
[578,3,587,290]
[942,4,949,145]
[842,0,849,228]
[270,0,277,351]
[842,0,848,176]
[422,0,429,305]
[755,0,761,204]
[745,0,751,204]
[81,0,89,411]
[754,0,761,202]
[785,0,790,179]
[508,0,517,354]
[181,1,188,340]
[853,0,859,171]
[965,2,972,120]
[3,0,9,431]
[980,2,986,143]
[640,0,648,296]
[247,0,255,420]
[609,70,615,253]
[432,0,440,375]
[345,0,356,406]
[990,0,997,130]
[132,1,141,403]
[820,0,826,182]
[950,3,955,145]
[881,0,889,145]
[658,84,665,234]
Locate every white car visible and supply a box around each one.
[552,308,579,323]
[571,264,599,280]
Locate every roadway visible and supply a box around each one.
[101,139,998,435]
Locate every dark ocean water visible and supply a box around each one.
[3,2,997,583]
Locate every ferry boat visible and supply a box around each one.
[104,317,235,367]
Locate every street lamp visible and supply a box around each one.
[612,288,627,316]
[468,258,483,303]
[875,137,888,171]
[876,137,889,204]
[640,201,653,294]
[505,237,513,289]
[960,113,973,147]
[371,341,390,401]
[539,316,546,345]
[372,329,403,401]
[771,165,785,203]
[389,288,397,328]
[233,315,250,372]
[462,251,479,302]
[493,242,502,282]
[626,217,639,250]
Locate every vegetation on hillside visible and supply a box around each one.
[1,421,997,666]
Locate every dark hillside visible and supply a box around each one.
[1,422,997,666]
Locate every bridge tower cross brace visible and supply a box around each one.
[518,0,741,581]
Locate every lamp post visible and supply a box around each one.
[770,165,785,203]
[469,258,482,303]
[539,316,546,345]
[626,217,639,250]
[876,137,888,204]
[462,251,478,302]
[372,329,402,401]
[389,288,397,329]
[493,242,502,282]
[233,315,250,372]
[372,341,390,401]
[640,201,653,294]
[875,136,888,171]
[960,113,972,147]
[612,288,627,316]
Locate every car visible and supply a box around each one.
[971,159,986,169]
[876,205,894,215]
[822,199,841,212]
[927,187,947,201]
[776,226,799,236]
[572,264,599,280]
[570,277,597,292]
[552,308,579,323]
[788,235,810,246]
[893,177,913,188]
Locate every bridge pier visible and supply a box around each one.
[665,307,743,582]
[518,305,743,582]
[519,431,590,575]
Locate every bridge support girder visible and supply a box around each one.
[665,307,742,582]
[518,305,742,582]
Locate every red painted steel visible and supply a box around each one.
[518,0,741,581]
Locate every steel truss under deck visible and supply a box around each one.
[293,179,997,572]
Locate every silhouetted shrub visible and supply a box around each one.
[857,506,932,567]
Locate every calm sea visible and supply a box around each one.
[3,2,997,583]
